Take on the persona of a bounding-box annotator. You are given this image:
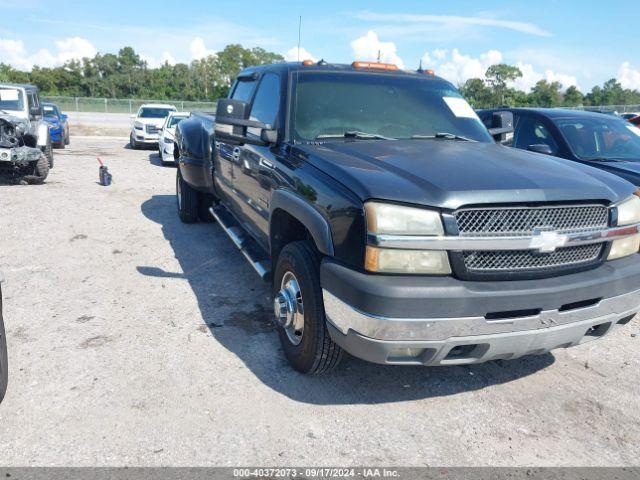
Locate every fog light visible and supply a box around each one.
[608,234,640,260]
[365,246,451,274]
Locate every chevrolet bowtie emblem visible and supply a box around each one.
[529,227,568,253]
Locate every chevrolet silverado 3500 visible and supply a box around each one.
[175,61,640,374]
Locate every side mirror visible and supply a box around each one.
[487,111,514,143]
[60,113,68,120]
[30,106,43,118]
[129,114,136,119]
[214,98,276,146]
[527,144,554,155]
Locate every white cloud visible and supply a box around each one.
[434,48,502,86]
[284,46,317,62]
[189,37,215,60]
[418,48,578,91]
[0,36,96,70]
[356,12,551,37]
[617,61,640,90]
[141,51,177,68]
[54,37,97,63]
[350,30,404,68]
[511,61,578,92]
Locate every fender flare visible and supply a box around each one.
[270,189,334,256]
[36,122,49,147]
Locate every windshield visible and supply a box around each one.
[555,116,640,160]
[0,87,25,111]
[43,106,58,118]
[292,72,493,143]
[168,115,188,128]
[139,107,174,118]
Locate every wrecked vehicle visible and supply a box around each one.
[0,83,53,183]
[0,114,50,183]
[176,61,640,374]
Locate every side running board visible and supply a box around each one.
[209,206,272,281]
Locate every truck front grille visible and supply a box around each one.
[145,125,159,134]
[462,244,603,272]
[454,205,608,237]
[452,204,609,278]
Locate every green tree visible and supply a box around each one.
[485,64,522,105]
[562,85,583,106]
[459,78,493,108]
[529,80,563,107]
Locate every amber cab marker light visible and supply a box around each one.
[425,69,435,75]
[634,189,640,198]
[302,59,314,66]
[351,61,398,71]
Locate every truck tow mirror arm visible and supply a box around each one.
[487,111,514,143]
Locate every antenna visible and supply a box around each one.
[377,50,381,62]
[297,16,302,61]
[417,58,424,73]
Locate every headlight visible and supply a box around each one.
[134,121,143,129]
[365,202,444,235]
[163,136,173,144]
[364,202,450,274]
[365,246,451,274]
[616,195,640,226]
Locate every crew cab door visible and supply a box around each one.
[214,75,258,210]
[233,72,282,248]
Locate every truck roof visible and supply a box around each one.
[237,61,447,82]
[478,107,619,121]
[0,82,38,91]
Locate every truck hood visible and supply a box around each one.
[136,117,166,127]
[294,140,635,210]
[583,159,640,186]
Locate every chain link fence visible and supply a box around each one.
[41,96,217,114]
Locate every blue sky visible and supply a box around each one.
[2,0,640,92]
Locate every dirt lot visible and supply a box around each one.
[0,135,639,466]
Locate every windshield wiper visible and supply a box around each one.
[411,132,475,142]
[315,130,395,140]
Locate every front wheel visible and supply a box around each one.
[273,241,343,374]
[0,285,8,405]
[176,169,199,223]
[44,136,53,168]
[130,134,138,150]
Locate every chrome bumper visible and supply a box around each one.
[323,288,640,365]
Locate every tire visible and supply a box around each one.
[23,154,49,185]
[44,136,53,168]
[58,140,66,150]
[197,193,214,222]
[130,134,138,150]
[176,169,199,223]
[0,285,7,405]
[273,241,343,374]
[65,127,70,145]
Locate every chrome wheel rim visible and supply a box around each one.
[273,271,304,345]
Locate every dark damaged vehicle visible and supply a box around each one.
[175,61,640,374]
[0,83,51,184]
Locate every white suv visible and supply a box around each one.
[158,111,190,164]
[129,104,176,150]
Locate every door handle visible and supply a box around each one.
[232,147,241,160]
[259,158,275,169]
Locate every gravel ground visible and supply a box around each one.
[0,136,639,466]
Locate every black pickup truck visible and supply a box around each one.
[175,60,640,374]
